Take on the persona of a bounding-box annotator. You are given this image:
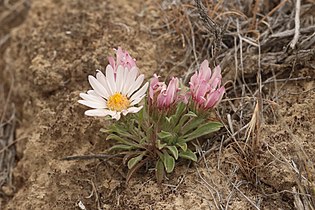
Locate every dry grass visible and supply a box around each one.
[0,1,29,206]
[153,0,315,209]
[0,76,16,207]
[154,0,314,79]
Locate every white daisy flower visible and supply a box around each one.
[78,65,148,120]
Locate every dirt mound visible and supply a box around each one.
[1,0,314,209]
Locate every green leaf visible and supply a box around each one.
[136,109,151,139]
[157,140,167,150]
[165,117,171,124]
[179,149,197,162]
[108,144,135,151]
[176,142,187,152]
[157,130,177,145]
[170,102,186,126]
[131,126,146,142]
[157,130,173,139]
[175,102,186,116]
[184,111,198,118]
[162,151,175,173]
[156,159,164,184]
[127,153,145,169]
[100,128,110,133]
[183,122,223,142]
[174,111,198,132]
[123,152,142,165]
[102,125,137,140]
[166,145,179,160]
[139,137,147,144]
[124,128,143,142]
[144,125,154,142]
[181,118,205,135]
[138,106,146,123]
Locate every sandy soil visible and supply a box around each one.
[1,0,314,209]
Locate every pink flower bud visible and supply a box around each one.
[107,47,137,72]
[149,75,180,109]
[149,74,166,101]
[189,60,225,109]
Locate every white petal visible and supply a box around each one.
[120,67,129,95]
[87,90,98,96]
[122,106,143,115]
[95,70,106,86]
[88,76,109,99]
[78,100,107,108]
[85,109,116,117]
[106,65,116,93]
[116,66,124,93]
[80,93,105,103]
[127,74,144,97]
[112,112,121,120]
[130,94,145,106]
[96,70,111,98]
[122,67,138,95]
[129,82,149,102]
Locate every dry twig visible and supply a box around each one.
[290,0,301,49]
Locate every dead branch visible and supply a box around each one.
[61,154,121,161]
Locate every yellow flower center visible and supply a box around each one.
[107,93,130,111]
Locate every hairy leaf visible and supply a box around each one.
[176,142,187,152]
[157,130,173,139]
[108,144,135,151]
[162,152,175,173]
[127,153,146,169]
[166,145,179,160]
[157,139,167,150]
[179,149,197,162]
[183,122,222,142]
[102,125,137,141]
[174,111,198,133]
[170,102,186,127]
[106,134,142,148]
[181,118,205,135]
